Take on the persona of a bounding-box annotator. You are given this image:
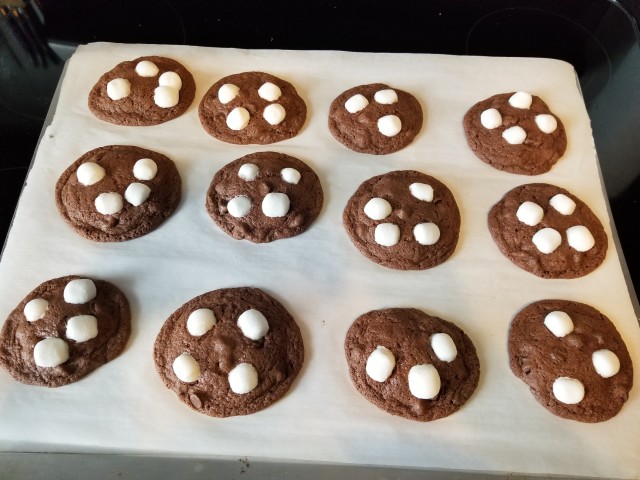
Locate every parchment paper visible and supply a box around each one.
[0,42,639,478]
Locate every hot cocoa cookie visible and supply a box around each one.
[0,275,130,387]
[488,183,607,278]
[509,300,633,422]
[206,151,323,243]
[88,56,196,126]
[153,287,304,417]
[343,170,460,270]
[198,72,307,144]
[55,145,182,242]
[344,308,479,421]
[328,83,423,154]
[463,91,567,175]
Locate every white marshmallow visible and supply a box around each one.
[125,183,151,206]
[24,298,48,322]
[408,364,441,399]
[106,78,131,100]
[238,163,259,181]
[549,194,576,215]
[226,107,250,130]
[413,222,440,245]
[480,108,502,129]
[187,308,216,337]
[532,227,562,254]
[172,353,201,383]
[535,114,558,134]
[262,192,290,217]
[227,196,252,218]
[374,223,400,247]
[552,377,584,404]
[544,311,574,337]
[566,225,595,252]
[363,197,392,220]
[377,115,402,137]
[154,86,179,108]
[263,103,286,125]
[345,94,368,113]
[66,315,98,343]
[516,201,544,226]
[592,349,620,378]
[228,363,258,394]
[502,126,527,144]
[374,89,398,104]
[508,91,533,109]
[281,168,301,184]
[33,337,69,368]
[409,183,434,202]
[158,71,182,91]
[431,333,457,362]
[218,83,240,104]
[77,162,106,186]
[237,309,269,341]
[64,278,96,304]
[135,60,159,77]
[133,158,158,181]
[258,82,282,101]
[366,346,396,382]
[95,192,124,215]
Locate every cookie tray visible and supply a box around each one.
[0,43,639,479]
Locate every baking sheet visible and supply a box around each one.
[0,42,639,478]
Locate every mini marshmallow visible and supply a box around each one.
[66,315,98,343]
[262,192,290,217]
[549,194,576,215]
[532,227,562,254]
[125,183,151,206]
[413,222,440,245]
[281,167,301,184]
[366,346,396,382]
[154,86,179,108]
[237,309,269,341]
[77,162,106,186]
[258,82,282,101]
[158,71,182,91]
[172,353,201,383]
[228,363,258,394]
[375,223,400,247]
[408,364,441,399]
[535,114,558,134]
[95,192,124,215]
[64,278,97,304]
[544,311,574,337]
[135,60,159,77]
[566,225,595,252]
[238,163,259,181]
[502,126,527,144]
[218,83,240,104]
[480,108,502,129]
[377,115,402,137]
[106,78,131,100]
[133,158,158,181]
[226,107,250,130]
[263,103,286,125]
[431,333,457,362]
[508,91,533,109]
[592,349,621,378]
[187,308,216,337]
[24,298,48,322]
[344,94,368,113]
[374,89,398,104]
[409,183,434,202]
[552,377,584,404]
[516,201,544,226]
[227,196,252,218]
[33,337,69,368]
[363,197,392,220]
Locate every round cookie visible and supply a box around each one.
[463,91,567,175]
[0,275,131,387]
[488,183,607,278]
[508,300,633,422]
[328,83,423,155]
[56,145,182,242]
[344,308,479,421]
[153,287,304,417]
[198,71,307,144]
[206,151,323,243]
[343,170,460,270]
[88,56,196,126]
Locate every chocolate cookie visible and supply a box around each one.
[198,72,307,144]
[88,56,196,126]
[343,170,460,270]
[328,83,423,155]
[0,275,130,387]
[463,91,567,175]
[509,300,633,422]
[153,287,304,417]
[488,183,607,278]
[55,145,182,242]
[344,308,479,421]
[206,151,323,243]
